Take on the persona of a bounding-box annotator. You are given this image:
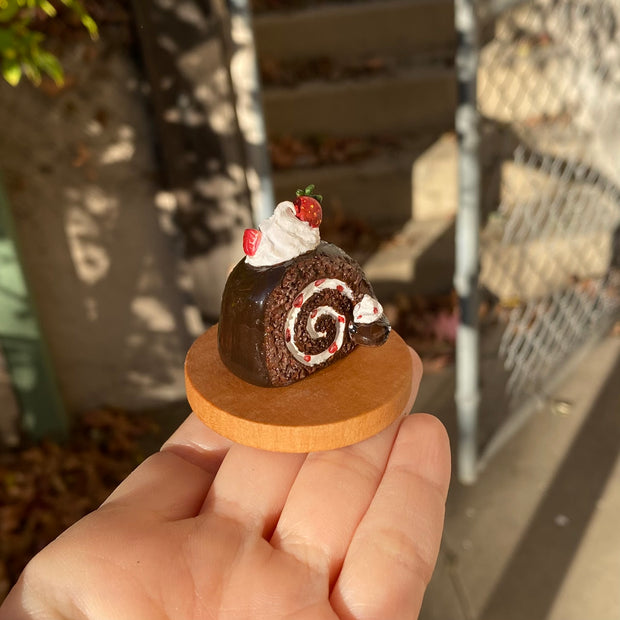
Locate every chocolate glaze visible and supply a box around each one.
[349,315,391,347]
[218,241,390,387]
[218,253,288,386]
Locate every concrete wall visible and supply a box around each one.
[0,38,195,416]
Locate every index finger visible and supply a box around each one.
[161,411,233,473]
[103,413,233,519]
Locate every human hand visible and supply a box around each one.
[1,357,450,620]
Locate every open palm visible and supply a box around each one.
[1,363,450,620]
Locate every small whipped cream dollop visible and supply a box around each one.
[352,294,384,324]
[245,201,320,267]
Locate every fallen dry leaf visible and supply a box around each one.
[0,409,159,604]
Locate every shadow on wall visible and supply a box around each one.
[0,34,198,418]
[131,0,255,320]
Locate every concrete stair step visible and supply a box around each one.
[255,0,459,300]
[278,127,615,302]
[362,218,455,298]
[480,160,619,302]
[253,0,455,63]
[263,66,455,137]
[480,231,614,302]
[272,132,458,234]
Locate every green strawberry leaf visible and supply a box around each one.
[294,184,323,203]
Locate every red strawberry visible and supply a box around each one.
[243,228,262,256]
[293,184,323,228]
[294,195,322,228]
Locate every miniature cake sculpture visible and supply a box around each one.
[218,185,391,387]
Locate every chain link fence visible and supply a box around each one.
[456,0,620,481]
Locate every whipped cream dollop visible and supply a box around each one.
[246,201,320,267]
[352,294,384,324]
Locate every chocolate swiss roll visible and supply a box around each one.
[217,186,391,387]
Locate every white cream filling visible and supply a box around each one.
[284,280,386,367]
[285,278,354,366]
[352,294,384,324]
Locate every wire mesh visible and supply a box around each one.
[476,0,620,408]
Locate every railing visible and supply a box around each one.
[455,0,620,482]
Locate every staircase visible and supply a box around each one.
[252,0,458,295]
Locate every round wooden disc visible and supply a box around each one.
[185,325,413,453]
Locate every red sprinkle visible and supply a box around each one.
[338,316,345,323]
[304,354,311,362]
[315,278,325,286]
[294,294,303,308]
[285,328,291,342]
[311,309,318,318]
[328,342,338,354]
[337,285,344,292]
[373,307,379,314]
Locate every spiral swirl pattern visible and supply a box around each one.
[284,278,354,366]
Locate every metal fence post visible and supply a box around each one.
[454,0,481,484]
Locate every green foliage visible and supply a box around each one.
[0,0,98,87]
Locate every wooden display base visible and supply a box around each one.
[185,325,413,453]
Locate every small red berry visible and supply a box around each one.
[328,342,338,354]
[243,228,262,256]
[294,294,304,308]
[304,355,312,362]
[293,195,322,228]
